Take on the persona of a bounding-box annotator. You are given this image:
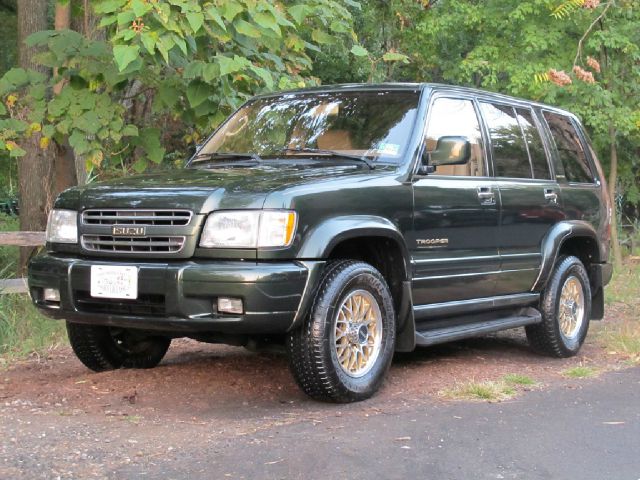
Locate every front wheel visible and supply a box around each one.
[67,322,171,372]
[286,260,396,403]
[526,255,591,357]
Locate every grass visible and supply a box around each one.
[598,262,640,364]
[562,366,598,379]
[604,263,640,306]
[503,373,537,386]
[440,380,517,402]
[0,213,19,277]
[0,293,67,361]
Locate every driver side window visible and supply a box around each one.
[425,98,486,177]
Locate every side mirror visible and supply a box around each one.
[430,136,471,167]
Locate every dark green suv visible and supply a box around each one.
[29,84,612,403]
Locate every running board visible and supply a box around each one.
[414,311,542,347]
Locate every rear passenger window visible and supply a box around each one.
[480,103,532,179]
[543,111,594,183]
[425,98,486,177]
[515,109,550,179]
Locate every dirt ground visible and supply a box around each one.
[0,304,636,479]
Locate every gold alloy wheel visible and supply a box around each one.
[332,289,383,378]
[558,275,585,340]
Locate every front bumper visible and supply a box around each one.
[28,253,324,334]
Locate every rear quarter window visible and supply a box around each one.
[542,111,594,184]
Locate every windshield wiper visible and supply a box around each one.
[193,151,262,164]
[278,147,376,170]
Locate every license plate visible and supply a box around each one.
[90,265,138,300]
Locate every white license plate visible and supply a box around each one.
[90,265,138,300]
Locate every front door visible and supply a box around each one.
[411,96,500,305]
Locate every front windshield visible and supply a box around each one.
[194,89,421,164]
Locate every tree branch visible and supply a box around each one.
[573,1,613,67]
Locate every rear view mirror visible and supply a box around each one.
[430,136,471,166]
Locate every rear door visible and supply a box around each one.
[411,95,501,305]
[478,101,562,295]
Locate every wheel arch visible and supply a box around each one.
[294,216,416,351]
[533,221,605,294]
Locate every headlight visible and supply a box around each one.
[200,210,297,248]
[46,209,78,244]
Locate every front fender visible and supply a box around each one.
[297,215,410,268]
[532,220,602,292]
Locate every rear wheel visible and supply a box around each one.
[66,322,171,372]
[286,260,396,403]
[526,255,591,357]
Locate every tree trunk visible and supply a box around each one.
[53,0,70,95]
[608,126,623,270]
[17,0,53,272]
[53,0,79,193]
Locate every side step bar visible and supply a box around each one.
[414,310,542,347]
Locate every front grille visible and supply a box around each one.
[74,290,166,316]
[81,235,185,253]
[82,209,192,226]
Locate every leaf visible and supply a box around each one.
[24,30,56,47]
[206,7,227,31]
[217,55,249,76]
[76,111,101,135]
[140,33,157,54]
[68,131,91,155]
[222,1,243,22]
[382,52,410,63]
[184,61,204,79]
[87,150,105,166]
[234,19,261,38]
[156,83,180,109]
[312,29,334,45]
[186,80,210,108]
[250,66,274,89]
[173,35,188,56]
[9,145,27,158]
[186,12,205,33]
[202,63,220,83]
[350,45,369,57]
[131,0,152,17]
[132,158,148,173]
[253,11,280,35]
[122,124,139,137]
[113,44,140,72]
[2,68,29,87]
[95,0,123,14]
[289,5,311,24]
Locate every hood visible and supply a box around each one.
[56,163,390,213]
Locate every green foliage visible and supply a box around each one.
[397,0,640,208]
[0,213,18,276]
[0,0,357,176]
[0,294,67,359]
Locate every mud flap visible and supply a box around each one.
[395,281,416,352]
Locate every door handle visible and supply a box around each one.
[544,188,558,204]
[477,187,496,205]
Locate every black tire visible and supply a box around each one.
[286,260,396,403]
[66,322,171,372]
[526,255,591,357]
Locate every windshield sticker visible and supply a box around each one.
[377,143,400,156]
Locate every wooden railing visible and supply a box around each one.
[0,231,45,295]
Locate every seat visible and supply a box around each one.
[316,130,354,151]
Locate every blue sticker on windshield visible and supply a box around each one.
[378,143,400,156]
